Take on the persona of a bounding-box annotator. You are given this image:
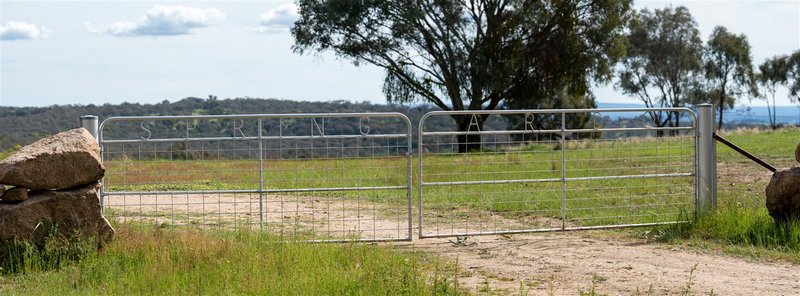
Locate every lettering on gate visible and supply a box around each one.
[311,118,325,137]
[359,117,370,136]
[524,113,535,133]
[233,119,246,138]
[468,114,481,132]
[140,121,151,140]
[185,120,197,138]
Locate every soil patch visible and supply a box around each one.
[399,233,800,295]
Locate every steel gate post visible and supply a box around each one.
[80,115,102,214]
[80,115,99,143]
[696,104,716,214]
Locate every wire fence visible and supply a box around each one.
[99,113,413,242]
[417,109,697,238]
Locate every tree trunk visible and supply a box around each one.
[454,114,484,153]
[771,96,777,129]
[767,94,777,129]
[717,94,725,130]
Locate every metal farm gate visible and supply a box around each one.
[86,107,711,242]
[417,109,699,238]
[97,113,413,242]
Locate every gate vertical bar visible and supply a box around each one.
[696,104,716,214]
[560,111,567,229]
[80,115,103,214]
[258,118,264,229]
[417,117,425,238]
[406,119,413,241]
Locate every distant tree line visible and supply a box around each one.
[0,97,440,151]
[617,6,800,131]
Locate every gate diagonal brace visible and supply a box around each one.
[713,133,776,173]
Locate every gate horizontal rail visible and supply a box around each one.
[99,112,413,242]
[102,186,410,196]
[421,173,694,186]
[422,126,694,136]
[418,108,698,238]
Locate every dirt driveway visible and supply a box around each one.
[399,232,799,295]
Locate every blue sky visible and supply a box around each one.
[1,0,799,107]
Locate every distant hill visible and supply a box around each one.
[2,98,794,152]
[0,97,441,151]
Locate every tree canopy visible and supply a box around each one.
[704,26,758,129]
[292,0,632,151]
[616,6,703,131]
[757,55,789,129]
[788,50,800,102]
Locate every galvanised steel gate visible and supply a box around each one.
[417,109,698,238]
[98,113,413,242]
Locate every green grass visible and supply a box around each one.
[650,207,800,263]
[0,225,464,295]
[648,127,800,262]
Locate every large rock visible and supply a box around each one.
[0,128,104,190]
[765,167,800,223]
[1,187,29,203]
[0,182,114,245]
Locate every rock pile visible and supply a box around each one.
[765,143,800,223]
[0,128,114,246]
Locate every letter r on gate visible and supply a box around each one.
[524,113,535,132]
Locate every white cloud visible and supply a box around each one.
[0,21,48,40]
[88,5,225,37]
[254,3,298,34]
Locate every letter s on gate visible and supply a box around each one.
[140,121,152,140]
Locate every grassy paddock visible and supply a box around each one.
[0,225,464,295]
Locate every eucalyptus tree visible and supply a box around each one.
[757,56,789,129]
[616,6,703,132]
[704,26,758,129]
[292,0,632,152]
[788,50,800,103]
